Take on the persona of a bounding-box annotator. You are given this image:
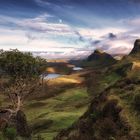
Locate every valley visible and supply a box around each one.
[0,40,140,140]
[26,67,91,140]
[1,1,140,139]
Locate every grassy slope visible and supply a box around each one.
[24,70,90,140]
[0,69,90,140]
[96,57,140,137]
[25,87,89,140]
[89,56,140,137]
[111,57,140,135]
[54,56,140,140]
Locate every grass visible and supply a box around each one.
[84,55,140,138]
[107,75,140,136]
[87,71,121,96]
[104,72,120,84]
[54,88,88,102]
[25,87,89,140]
[0,69,89,140]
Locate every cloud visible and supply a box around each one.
[90,32,138,54]
[35,0,61,8]
[33,49,91,59]
[77,27,138,55]
[74,31,85,42]
[0,14,71,35]
[123,17,140,26]
[91,40,101,45]
[0,14,89,45]
[0,14,87,46]
[1,13,140,59]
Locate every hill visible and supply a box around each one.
[1,40,140,140]
[129,39,140,56]
[0,66,92,140]
[88,50,113,61]
[80,49,117,68]
[54,39,140,140]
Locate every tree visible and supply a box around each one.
[0,49,47,135]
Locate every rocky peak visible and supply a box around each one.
[94,49,104,54]
[87,49,116,63]
[129,39,140,55]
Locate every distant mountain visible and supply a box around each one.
[87,49,116,62]
[80,49,117,68]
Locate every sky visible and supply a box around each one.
[0,0,140,59]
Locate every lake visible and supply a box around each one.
[44,74,62,80]
[73,67,83,71]
[43,67,83,80]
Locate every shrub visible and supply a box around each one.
[37,134,44,140]
[4,127,16,140]
[102,99,122,118]
[99,118,117,138]
[0,137,3,140]
[90,111,101,120]
[133,92,140,111]
[109,136,116,140]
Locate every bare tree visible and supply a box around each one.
[2,77,40,112]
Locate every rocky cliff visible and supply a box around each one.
[129,39,140,55]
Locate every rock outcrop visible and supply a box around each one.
[129,39,140,55]
[0,109,31,139]
[87,50,115,61]
[15,110,31,138]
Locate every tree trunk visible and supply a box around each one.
[16,95,21,112]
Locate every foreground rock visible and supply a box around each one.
[0,109,31,139]
[16,110,31,138]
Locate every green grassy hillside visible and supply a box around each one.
[26,87,89,140]
[0,68,90,140]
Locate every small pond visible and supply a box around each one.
[44,74,62,80]
[41,67,83,80]
[73,67,83,71]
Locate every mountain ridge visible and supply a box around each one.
[54,39,140,140]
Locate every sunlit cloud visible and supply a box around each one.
[0,10,140,59]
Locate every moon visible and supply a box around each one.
[59,19,62,23]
